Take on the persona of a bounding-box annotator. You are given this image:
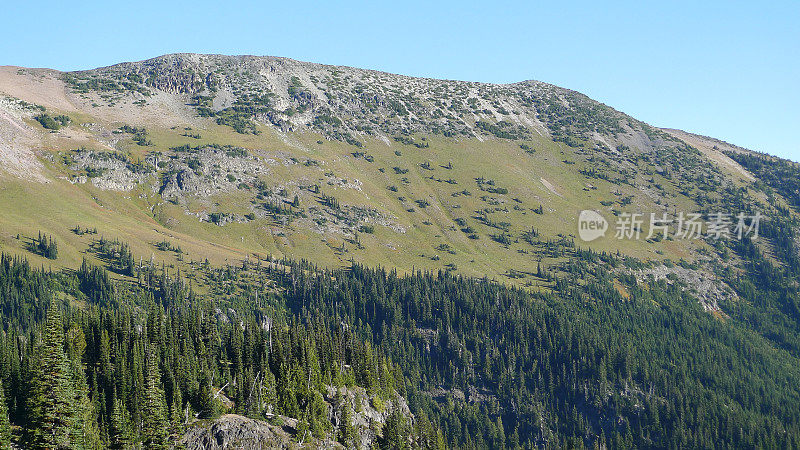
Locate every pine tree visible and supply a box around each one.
[234,372,245,415]
[0,383,11,450]
[494,417,506,448]
[47,236,58,260]
[37,231,46,256]
[29,298,76,449]
[34,232,58,259]
[308,391,329,438]
[141,351,169,449]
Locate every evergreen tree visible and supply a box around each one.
[196,371,218,419]
[379,406,409,450]
[47,236,58,260]
[307,391,330,438]
[0,383,11,450]
[142,351,169,449]
[29,298,76,449]
[262,368,278,415]
[338,402,356,448]
[69,360,102,449]
[108,390,132,450]
[34,232,58,259]
[169,380,184,438]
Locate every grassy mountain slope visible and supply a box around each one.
[0,55,765,294]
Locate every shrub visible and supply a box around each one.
[35,113,70,130]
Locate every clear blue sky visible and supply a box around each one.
[3,1,798,160]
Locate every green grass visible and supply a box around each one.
[0,108,715,285]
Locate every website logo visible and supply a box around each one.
[578,210,608,242]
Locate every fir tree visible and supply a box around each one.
[262,368,278,416]
[0,383,11,449]
[29,298,76,449]
[108,390,132,450]
[379,406,409,450]
[196,371,218,419]
[169,379,184,439]
[337,402,356,448]
[69,360,102,449]
[141,351,169,449]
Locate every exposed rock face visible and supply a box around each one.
[69,53,679,154]
[69,149,153,191]
[60,54,726,209]
[66,145,267,197]
[623,264,738,311]
[180,414,341,449]
[181,387,412,450]
[0,95,49,182]
[325,386,412,450]
[158,146,267,198]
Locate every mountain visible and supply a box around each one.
[0,54,799,448]
[0,54,750,283]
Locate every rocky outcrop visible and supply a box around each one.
[68,149,153,191]
[158,146,267,199]
[67,53,680,156]
[620,264,737,311]
[325,386,412,450]
[180,414,341,450]
[181,386,412,450]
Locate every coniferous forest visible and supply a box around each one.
[1,198,800,449]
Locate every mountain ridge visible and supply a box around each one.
[0,52,761,286]
[57,53,657,148]
[4,52,724,160]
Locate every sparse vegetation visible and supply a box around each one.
[31,231,58,259]
[34,113,70,130]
